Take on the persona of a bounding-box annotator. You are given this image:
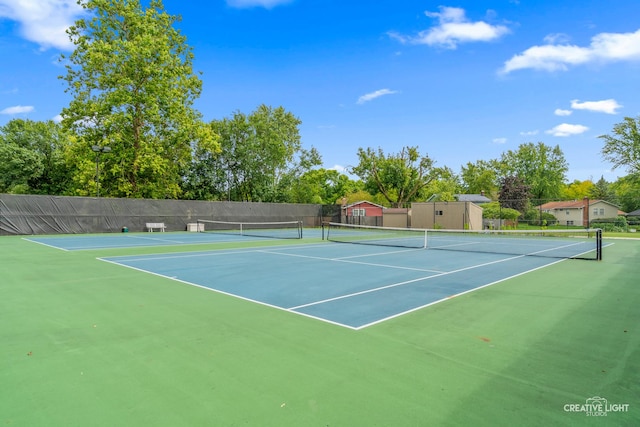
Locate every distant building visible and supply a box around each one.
[537,199,623,226]
[455,193,491,204]
[411,201,483,230]
[342,201,385,226]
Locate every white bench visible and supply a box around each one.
[146,222,166,232]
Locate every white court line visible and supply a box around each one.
[97,256,360,330]
[258,249,444,274]
[22,237,70,251]
[333,247,425,260]
[355,257,569,330]
[126,234,189,244]
[288,253,528,310]
[101,243,333,262]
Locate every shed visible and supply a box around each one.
[411,201,483,230]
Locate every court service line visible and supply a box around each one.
[288,253,528,310]
[97,256,360,330]
[258,249,445,274]
[22,238,70,251]
[355,256,572,330]
[332,247,425,260]
[126,234,189,244]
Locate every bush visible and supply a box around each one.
[522,208,557,226]
[591,216,629,232]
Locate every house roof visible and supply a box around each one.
[538,199,621,210]
[455,194,491,203]
[538,200,587,210]
[626,209,640,216]
[344,200,386,209]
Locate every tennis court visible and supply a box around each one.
[98,239,598,329]
[2,225,639,426]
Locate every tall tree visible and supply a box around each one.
[0,119,72,194]
[498,175,531,213]
[60,0,217,198]
[561,179,594,200]
[459,159,499,197]
[611,174,640,213]
[498,142,568,203]
[600,116,640,174]
[423,166,461,201]
[588,176,615,202]
[350,146,437,207]
[185,105,316,202]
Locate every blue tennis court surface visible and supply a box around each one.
[24,230,321,251]
[100,242,575,329]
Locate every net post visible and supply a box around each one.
[423,229,428,249]
[596,229,602,261]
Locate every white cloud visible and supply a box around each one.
[493,137,507,144]
[357,89,399,105]
[0,0,87,51]
[520,130,539,136]
[226,0,292,8]
[554,108,572,116]
[389,6,509,49]
[570,99,622,114]
[546,123,589,137]
[0,105,34,115]
[53,114,63,123]
[501,28,640,73]
[543,33,570,44]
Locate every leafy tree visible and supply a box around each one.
[588,176,616,202]
[561,179,594,200]
[498,142,568,203]
[271,146,323,202]
[0,119,72,194]
[600,116,640,174]
[340,190,387,207]
[423,166,461,202]
[60,0,217,198]
[350,146,437,208]
[459,159,499,197]
[288,168,359,204]
[185,105,315,202]
[498,175,531,213]
[610,174,640,213]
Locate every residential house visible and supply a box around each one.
[537,199,622,226]
[342,201,385,226]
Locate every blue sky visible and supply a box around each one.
[1,0,640,182]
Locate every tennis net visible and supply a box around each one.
[197,219,303,239]
[323,222,602,260]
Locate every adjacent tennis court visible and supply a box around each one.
[2,225,638,426]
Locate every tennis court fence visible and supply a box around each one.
[0,194,336,235]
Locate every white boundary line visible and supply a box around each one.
[97,256,360,330]
[257,249,445,273]
[97,240,615,331]
[22,237,70,251]
[288,254,526,311]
